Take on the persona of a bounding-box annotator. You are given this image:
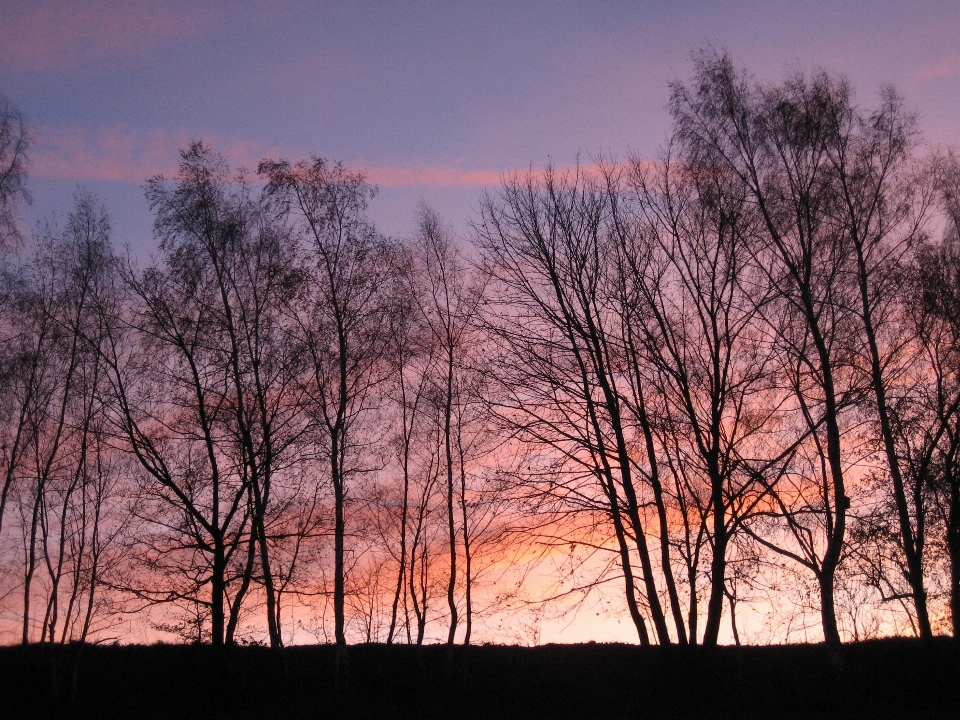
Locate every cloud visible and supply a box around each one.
[0,1,213,73]
[366,165,505,188]
[30,124,274,183]
[32,125,189,183]
[30,123,515,189]
[913,54,960,81]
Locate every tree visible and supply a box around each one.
[670,50,874,643]
[0,193,127,644]
[0,93,32,548]
[0,95,30,249]
[912,169,960,634]
[617,147,789,645]
[806,81,937,637]
[411,205,488,645]
[98,144,303,646]
[145,144,310,647]
[476,166,674,645]
[261,157,396,659]
[381,243,436,644]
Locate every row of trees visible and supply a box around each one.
[2,51,960,648]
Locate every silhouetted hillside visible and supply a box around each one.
[1,638,957,719]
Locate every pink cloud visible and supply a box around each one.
[31,123,517,189]
[913,54,960,80]
[30,124,275,183]
[32,125,188,182]
[367,166,505,188]
[367,160,626,189]
[0,1,213,72]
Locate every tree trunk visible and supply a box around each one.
[458,440,472,646]
[947,451,960,637]
[332,445,346,648]
[852,239,932,637]
[444,350,458,646]
[818,567,842,645]
[211,539,226,647]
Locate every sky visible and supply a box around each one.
[2,0,959,644]
[2,0,959,257]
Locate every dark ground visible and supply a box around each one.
[1,637,957,719]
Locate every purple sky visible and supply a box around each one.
[3,0,959,254]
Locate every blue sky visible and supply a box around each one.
[3,0,959,253]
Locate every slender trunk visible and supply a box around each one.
[45,460,84,643]
[79,481,102,643]
[576,354,650,644]
[414,538,429,645]
[567,314,667,643]
[458,436,472,646]
[688,560,699,643]
[625,326,688,643]
[226,513,256,645]
[947,449,960,637]
[702,490,728,646]
[408,480,429,646]
[642,425,687,643]
[408,536,423,644]
[702,434,729,646]
[582,314,672,644]
[598,380,670,644]
[799,279,848,645]
[853,240,932,637]
[606,476,650,645]
[253,502,281,646]
[211,537,226,647]
[60,460,91,644]
[23,478,44,644]
[726,585,741,646]
[576,347,649,644]
[817,379,846,647]
[388,371,413,644]
[444,349,458,646]
[819,567,841,645]
[332,310,350,653]
[387,462,409,644]
[332,436,346,647]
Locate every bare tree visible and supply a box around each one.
[260,157,396,659]
[0,193,127,644]
[381,246,436,643]
[97,144,289,646]
[411,205,487,645]
[0,94,32,543]
[0,95,30,249]
[670,50,873,643]
[912,179,960,634]
[802,81,938,636]
[617,148,790,645]
[147,144,310,647]
[476,166,674,645]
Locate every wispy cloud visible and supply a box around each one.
[30,124,275,183]
[32,125,182,182]
[367,166,505,188]
[29,124,512,189]
[913,54,960,80]
[0,1,213,73]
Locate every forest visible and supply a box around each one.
[2,49,960,656]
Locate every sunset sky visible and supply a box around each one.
[3,0,959,255]
[3,0,960,646]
